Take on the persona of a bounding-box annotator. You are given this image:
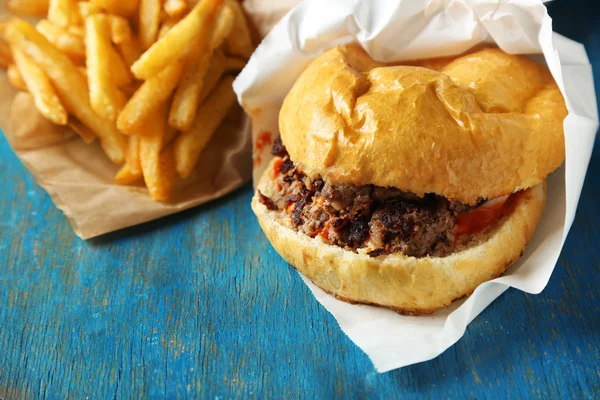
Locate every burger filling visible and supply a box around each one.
[259,137,516,258]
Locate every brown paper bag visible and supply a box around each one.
[0,5,252,239]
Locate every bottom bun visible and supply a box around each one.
[252,165,546,315]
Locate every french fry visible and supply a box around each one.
[109,16,132,44]
[69,5,83,26]
[90,0,139,18]
[7,64,27,91]
[149,144,177,201]
[85,14,123,122]
[108,45,132,87]
[78,2,101,19]
[12,47,68,125]
[37,19,86,64]
[167,43,212,131]
[58,18,131,86]
[35,19,57,38]
[209,3,234,49]
[197,50,225,103]
[66,25,84,37]
[6,0,50,16]
[116,39,142,68]
[126,135,142,175]
[0,39,13,67]
[104,56,130,102]
[167,6,232,131]
[164,0,188,18]
[223,56,245,72]
[139,105,176,201]
[168,50,211,131]
[138,0,161,50]
[117,57,185,135]
[114,163,143,184]
[68,118,97,143]
[158,17,178,39]
[48,0,74,28]
[5,18,126,163]
[132,0,221,80]
[224,0,253,59]
[36,19,60,38]
[174,75,235,178]
[78,65,87,79]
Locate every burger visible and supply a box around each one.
[251,44,567,314]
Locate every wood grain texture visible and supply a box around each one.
[0,1,599,398]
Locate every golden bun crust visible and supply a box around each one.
[279,45,566,204]
[252,160,546,314]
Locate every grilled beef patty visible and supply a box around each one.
[259,137,481,258]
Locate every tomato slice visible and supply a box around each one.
[455,194,518,244]
[273,158,284,177]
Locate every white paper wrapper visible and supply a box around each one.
[235,0,599,372]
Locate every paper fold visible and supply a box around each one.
[236,0,598,372]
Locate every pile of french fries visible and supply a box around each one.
[0,0,253,201]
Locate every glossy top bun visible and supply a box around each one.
[279,44,566,204]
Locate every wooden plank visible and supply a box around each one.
[0,133,598,398]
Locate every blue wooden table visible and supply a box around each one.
[1,2,599,398]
